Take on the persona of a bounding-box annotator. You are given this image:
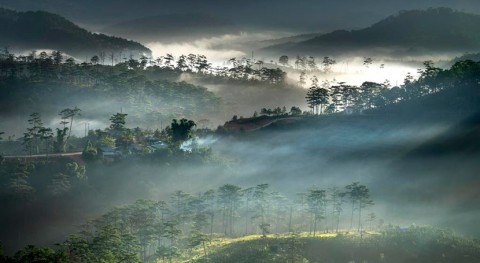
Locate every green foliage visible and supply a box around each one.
[0,57,222,127]
[2,162,35,201]
[171,119,196,143]
[98,135,116,148]
[306,187,326,237]
[305,86,329,114]
[13,245,67,263]
[54,127,68,153]
[82,140,98,161]
[194,227,480,263]
[22,112,52,155]
[0,160,87,201]
[5,178,480,263]
[109,113,128,133]
[90,225,141,263]
[58,107,81,150]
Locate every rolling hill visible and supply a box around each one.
[192,228,480,263]
[262,8,480,56]
[0,8,151,58]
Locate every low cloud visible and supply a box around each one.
[146,32,289,63]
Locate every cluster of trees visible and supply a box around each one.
[253,106,302,117]
[0,50,221,127]
[126,54,287,84]
[0,159,86,201]
[305,80,389,114]
[15,105,202,161]
[2,182,374,262]
[18,107,82,155]
[0,50,287,85]
[21,107,81,155]
[304,60,480,114]
[279,55,338,73]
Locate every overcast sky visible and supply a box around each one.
[1,0,480,32]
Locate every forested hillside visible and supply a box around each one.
[0,8,150,58]
[0,51,221,132]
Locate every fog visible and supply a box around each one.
[2,108,479,254]
[145,31,459,89]
[146,32,294,64]
[1,1,480,260]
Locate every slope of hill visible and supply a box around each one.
[263,7,480,56]
[0,8,151,58]
[0,62,221,136]
[103,13,240,43]
[246,32,323,50]
[193,228,480,263]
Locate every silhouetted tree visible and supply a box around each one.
[109,113,128,133]
[59,107,81,150]
[218,184,242,236]
[279,55,289,66]
[322,56,336,73]
[306,187,326,237]
[171,119,196,143]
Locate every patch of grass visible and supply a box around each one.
[185,227,480,263]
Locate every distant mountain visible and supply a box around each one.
[0,8,151,58]
[449,53,480,66]
[248,32,322,50]
[262,8,480,56]
[103,13,240,43]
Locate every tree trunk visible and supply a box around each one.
[350,200,355,229]
[288,207,293,232]
[245,199,249,235]
[336,214,340,233]
[210,214,214,240]
[203,241,208,260]
[358,201,362,232]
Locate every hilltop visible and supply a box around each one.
[0,8,151,58]
[263,8,480,56]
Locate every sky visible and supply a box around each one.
[2,0,480,32]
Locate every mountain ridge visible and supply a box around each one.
[262,7,480,56]
[0,8,151,58]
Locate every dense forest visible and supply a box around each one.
[1,180,479,262]
[0,50,225,132]
[1,54,480,262]
[0,180,377,262]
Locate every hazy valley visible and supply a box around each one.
[0,2,480,262]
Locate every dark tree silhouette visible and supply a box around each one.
[171,119,196,143]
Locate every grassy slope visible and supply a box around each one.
[188,227,480,263]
